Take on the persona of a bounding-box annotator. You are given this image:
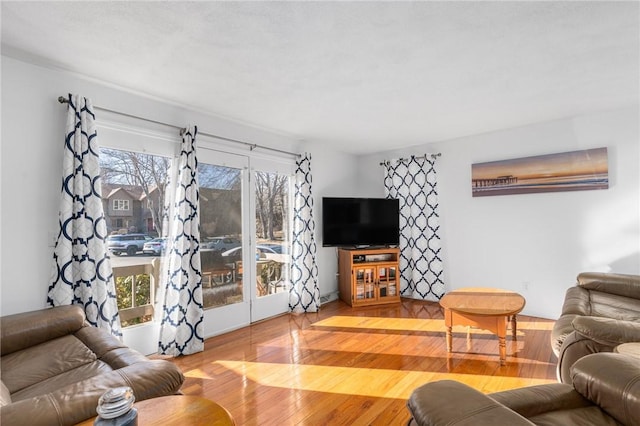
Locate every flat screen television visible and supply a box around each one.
[322,197,400,247]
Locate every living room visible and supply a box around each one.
[1,1,639,425]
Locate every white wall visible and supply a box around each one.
[357,107,640,319]
[298,143,361,301]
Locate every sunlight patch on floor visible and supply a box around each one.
[313,315,553,333]
[184,368,215,380]
[313,316,447,332]
[214,360,556,398]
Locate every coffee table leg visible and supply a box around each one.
[446,326,452,353]
[497,317,507,366]
[511,315,517,339]
[499,335,506,366]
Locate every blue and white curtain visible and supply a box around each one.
[383,155,444,301]
[289,153,320,313]
[48,94,122,337]
[158,126,204,356]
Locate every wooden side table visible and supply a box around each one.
[75,395,235,426]
[614,342,640,357]
[439,287,526,366]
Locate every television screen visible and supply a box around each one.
[322,197,400,247]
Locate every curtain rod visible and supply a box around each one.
[58,96,300,158]
[379,153,441,166]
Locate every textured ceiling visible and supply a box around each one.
[2,1,638,154]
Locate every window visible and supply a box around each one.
[113,199,130,210]
[100,147,171,326]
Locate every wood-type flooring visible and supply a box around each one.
[169,298,557,425]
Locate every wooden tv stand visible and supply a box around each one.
[338,247,400,307]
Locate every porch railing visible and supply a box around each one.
[113,258,161,327]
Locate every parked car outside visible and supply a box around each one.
[107,234,153,256]
[221,245,277,262]
[202,237,241,252]
[261,243,289,254]
[143,237,167,256]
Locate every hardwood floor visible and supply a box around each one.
[170,299,558,425]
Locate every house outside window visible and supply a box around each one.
[113,199,130,211]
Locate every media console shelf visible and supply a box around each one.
[338,247,401,307]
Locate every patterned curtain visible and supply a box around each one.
[383,155,444,301]
[48,94,122,337]
[158,126,204,356]
[289,153,320,313]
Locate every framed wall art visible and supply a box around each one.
[472,147,608,197]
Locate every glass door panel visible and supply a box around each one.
[250,161,294,322]
[354,266,376,302]
[199,163,243,309]
[198,149,250,336]
[377,264,397,301]
[255,170,291,297]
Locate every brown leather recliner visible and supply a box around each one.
[550,272,640,383]
[407,352,640,425]
[0,305,184,425]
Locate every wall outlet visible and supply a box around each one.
[522,281,530,291]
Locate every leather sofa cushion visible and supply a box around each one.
[588,291,640,320]
[407,380,534,425]
[491,383,619,426]
[527,406,619,425]
[0,305,85,356]
[12,360,112,401]
[571,353,640,425]
[74,326,149,368]
[1,335,96,394]
[491,383,591,418]
[572,316,640,346]
[1,361,185,426]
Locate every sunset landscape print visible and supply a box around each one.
[472,148,609,197]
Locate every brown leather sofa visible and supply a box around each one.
[550,272,640,383]
[407,352,640,425]
[0,305,184,425]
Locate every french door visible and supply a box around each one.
[97,114,294,352]
[250,157,294,322]
[198,149,293,336]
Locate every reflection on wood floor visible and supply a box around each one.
[170,298,557,425]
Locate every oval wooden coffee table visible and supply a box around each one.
[75,395,235,425]
[439,287,526,366]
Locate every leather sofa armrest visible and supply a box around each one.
[571,353,640,426]
[556,331,613,384]
[490,383,592,418]
[407,380,534,426]
[572,316,640,346]
[0,306,85,356]
[74,327,149,368]
[0,360,184,426]
[560,286,591,316]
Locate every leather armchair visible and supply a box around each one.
[407,352,640,426]
[550,272,640,383]
[0,305,184,426]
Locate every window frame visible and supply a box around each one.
[113,199,130,211]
